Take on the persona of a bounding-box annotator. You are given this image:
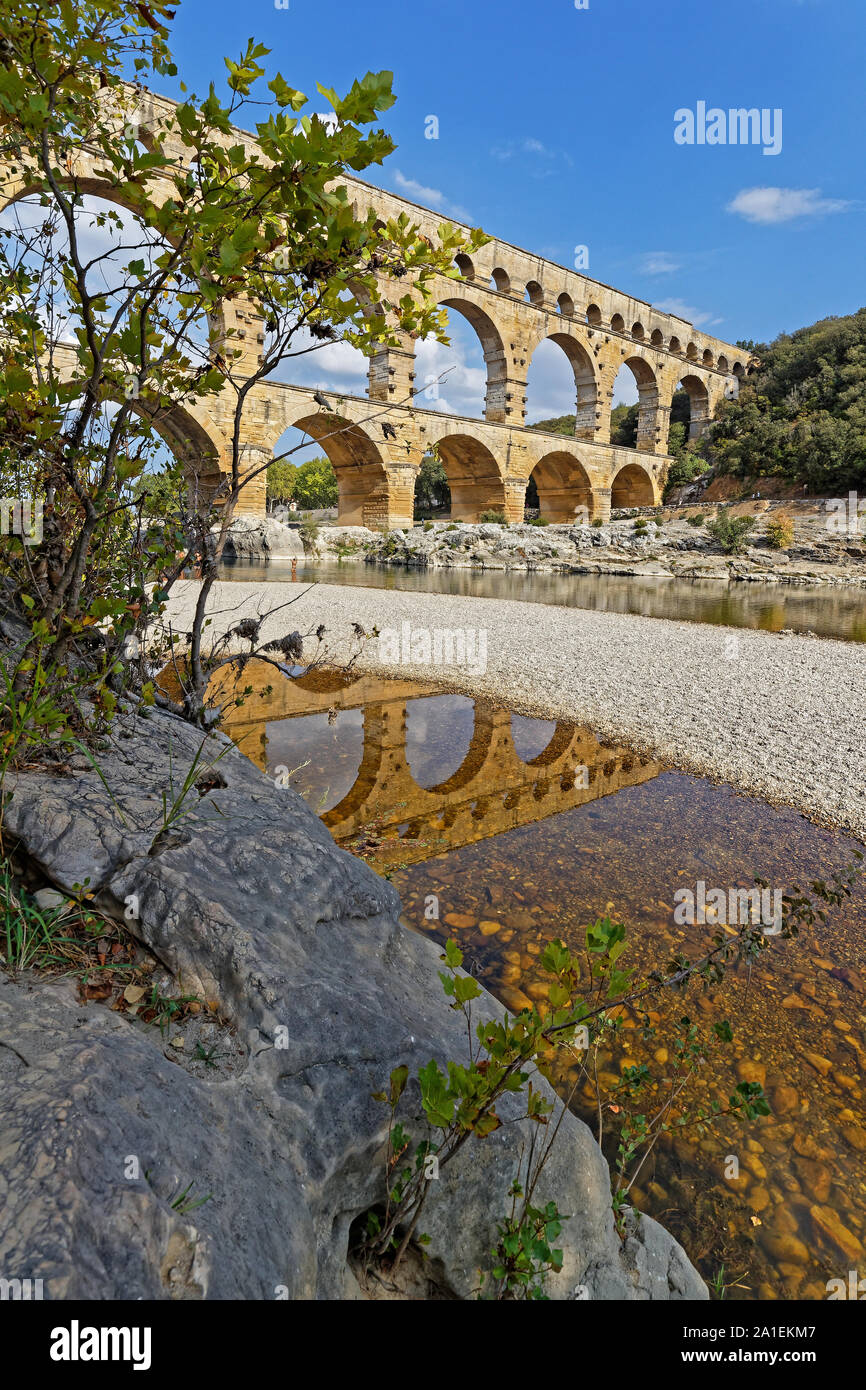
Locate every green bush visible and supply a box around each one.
[633,518,649,532]
[687,513,706,527]
[299,515,320,549]
[422,520,434,532]
[528,516,549,527]
[592,517,604,528]
[479,509,507,525]
[706,511,756,554]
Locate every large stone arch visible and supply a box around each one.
[678,373,711,440]
[526,331,598,439]
[432,292,509,423]
[435,433,506,521]
[288,412,393,528]
[529,450,594,523]
[611,460,656,510]
[621,355,660,452]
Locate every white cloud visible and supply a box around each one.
[654,297,724,329]
[392,170,470,223]
[726,186,852,224]
[639,251,680,275]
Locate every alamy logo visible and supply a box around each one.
[49,1321,152,1371]
[0,1276,43,1299]
[673,880,782,934]
[826,1270,866,1299]
[0,496,43,545]
[674,103,782,156]
[378,621,488,676]
[826,492,865,536]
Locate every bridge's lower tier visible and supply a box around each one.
[174,379,671,529]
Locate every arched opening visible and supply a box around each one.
[611,313,625,332]
[702,348,714,368]
[557,292,575,317]
[525,333,597,438]
[436,434,506,521]
[454,253,475,281]
[586,304,602,326]
[677,374,711,441]
[525,280,544,307]
[511,713,559,763]
[650,329,664,348]
[280,413,389,528]
[416,296,508,421]
[406,694,475,789]
[612,356,660,452]
[490,267,511,293]
[632,322,645,341]
[717,355,729,373]
[686,341,699,362]
[611,462,655,510]
[669,336,682,354]
[732,361,745,378]
[528,451,593,524]
[413,449,451,520]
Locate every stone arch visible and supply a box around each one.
[490,266,511,293]
[610,313,626,332]
[528,332,598,439]
[632,321,645,340]
[434,295,509,422]
[678,374,711,440]
[454,253,475,281]
[621,355,660,452]
[525,279,544,307]
[288,411,391,527]
[669,336,682,354]
[732,361,745,377]
[717,355,729,372]
[650,329,664,347]
[521,720,578,768]
[557,291,575,317]
[435,433,506,521]
[686,341,699,362]
[529,450,594,524]
[611,461,656,509]
[702,348,714,367]
[586,304,602,326]
[136,399,225,507]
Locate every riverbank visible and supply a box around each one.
[229,499,866,587]
[165,579,866,838]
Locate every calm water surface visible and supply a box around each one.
[220,557,866,644]
[219,666,866,1300]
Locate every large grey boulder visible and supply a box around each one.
[218,515,304,561]
[0,703,706,1300]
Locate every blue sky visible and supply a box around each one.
[148,0,865,424]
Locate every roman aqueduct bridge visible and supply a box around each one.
[218,667,662,870]
[2,86,750,529]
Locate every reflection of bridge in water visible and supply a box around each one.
[218,664,663,869]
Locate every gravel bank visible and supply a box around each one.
[165,579,866,838]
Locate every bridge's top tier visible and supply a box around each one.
[124,87,748,379]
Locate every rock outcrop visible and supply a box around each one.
[0,702,706,1300]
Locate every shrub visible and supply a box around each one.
[592,517,604,528]
[479,509,507,525]
[687,513,706,527]
[528,517,549,527]
[765,512,795,549]
[633,518,648,532]
[299,515,320,549]
[706,512,756,554]
[422,520,434,533]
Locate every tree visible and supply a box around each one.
[0,0,486,749]
[706,309,866,492]
[413,451,449,514]
[266,459,299,506]
[293,457,338,510]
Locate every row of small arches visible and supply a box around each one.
[452,255,745,376]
